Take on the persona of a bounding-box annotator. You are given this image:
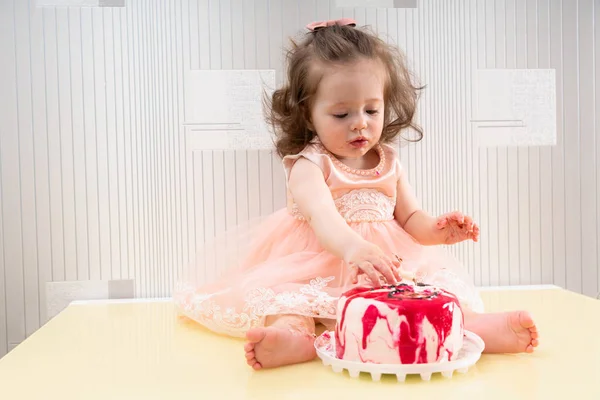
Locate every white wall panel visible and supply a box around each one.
[0,0,598,358]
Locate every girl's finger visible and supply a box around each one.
[359,262,381,287]
[464,215,473,231]
[437,217,448,229]
[386,256,402,282]
[450,211,465,224]
[375,256,398,284]
[350,265,359,284]
[472,224,480,242]
[392,264,402,281]
[391,256,403,280]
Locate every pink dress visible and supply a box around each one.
[173,142,483,338]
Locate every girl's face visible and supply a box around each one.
[309,58,386,161]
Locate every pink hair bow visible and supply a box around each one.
[306,18,357,32]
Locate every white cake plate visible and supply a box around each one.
[314,330,485,382]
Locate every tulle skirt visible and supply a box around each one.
[173,208,484,338]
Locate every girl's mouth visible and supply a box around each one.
[350,138,368,148]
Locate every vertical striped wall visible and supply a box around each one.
[0,0,597,357]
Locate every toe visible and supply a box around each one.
[531,339,539,347]
[244,342,254,352]
[526,345,534,353]
[246,328,267,344]
[246,357,257,367]
[245,351,255,360]
[252,362,263,370]
[531,331,539,340]
[519,312,535,329]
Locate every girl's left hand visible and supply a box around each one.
[436,211,479,244]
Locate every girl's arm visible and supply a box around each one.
[288,158,399,284]
[394,168,479,245]
[393,168,441,245]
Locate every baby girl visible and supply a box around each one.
[174,18,539,370]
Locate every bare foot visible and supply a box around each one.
[244,327,316,370]
[465,311,539,354]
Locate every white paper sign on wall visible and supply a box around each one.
[36,0,125,6]
[335,0,417,8]
[45,280,134,322]
[471,69,556,147]
[184,70,276,150]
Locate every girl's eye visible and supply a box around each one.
[366,110,379,115]
[333,113,348,119]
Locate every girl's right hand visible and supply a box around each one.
[345,241,401,287]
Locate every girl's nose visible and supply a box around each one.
[351,115,368,131]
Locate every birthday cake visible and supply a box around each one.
[334,282,464,364]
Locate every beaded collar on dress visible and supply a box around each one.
[314,142,386,177]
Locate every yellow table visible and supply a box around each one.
[0,286,598,399]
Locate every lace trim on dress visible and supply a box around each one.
[174,276,338,338]
[291,188,396,223]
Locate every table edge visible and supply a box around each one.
[69,285,562,305]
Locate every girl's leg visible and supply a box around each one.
[244,314,317,370]
[463,310,539,353]
[417,262,539,354]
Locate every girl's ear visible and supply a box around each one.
[303,106,315,131]
[306,119,315,131]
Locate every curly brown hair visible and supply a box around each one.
[264,23,424,158]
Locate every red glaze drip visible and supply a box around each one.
[335,284,463,364]
[361,305,382,350]
[335,286,374,359]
